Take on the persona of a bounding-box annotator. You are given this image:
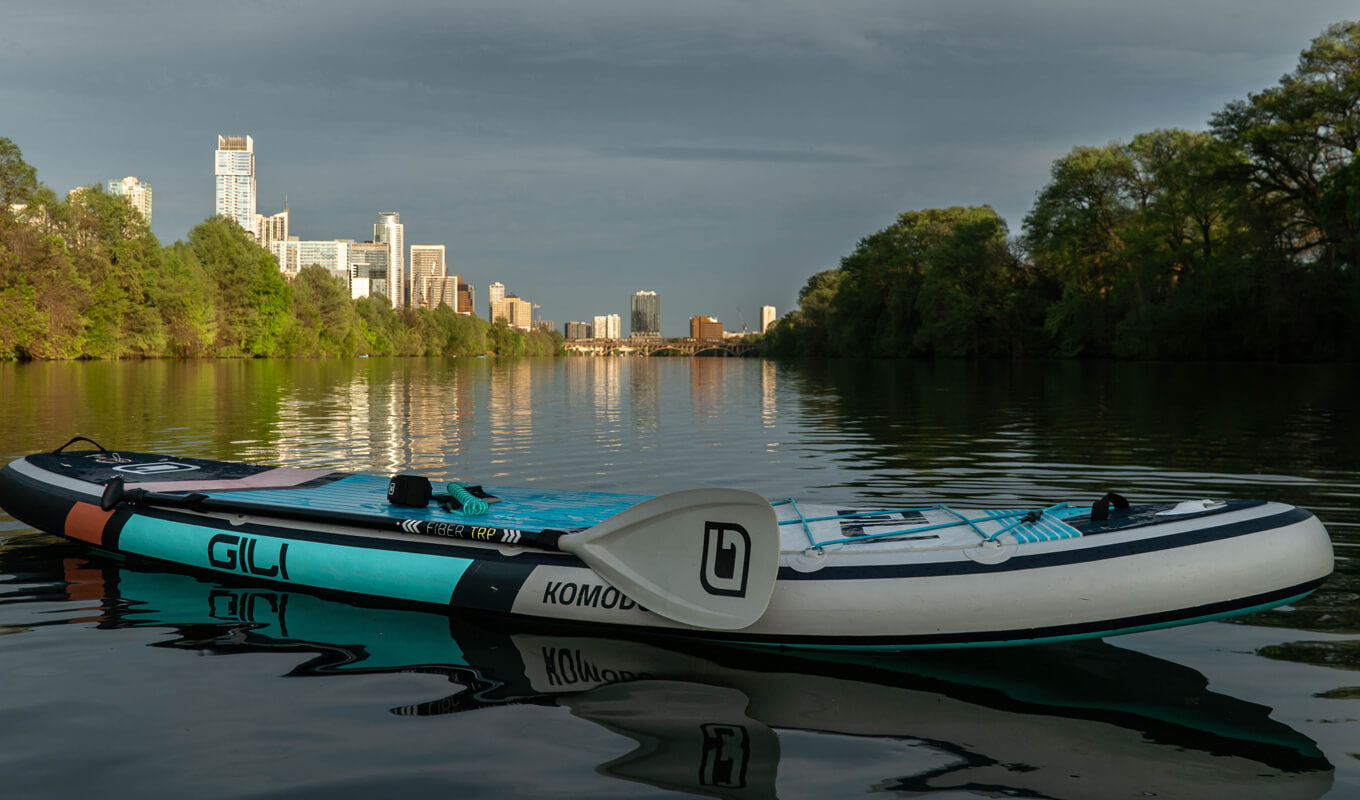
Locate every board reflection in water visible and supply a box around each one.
[67,555,1332,800]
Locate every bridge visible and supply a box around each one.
[562,337,760,357]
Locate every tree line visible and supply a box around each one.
[0,151,561,361]
[765,22,1360,361]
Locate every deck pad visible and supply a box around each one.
[24,450,1264,550]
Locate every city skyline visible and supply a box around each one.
[7,1,1355,336]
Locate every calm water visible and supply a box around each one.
[1,357,1357,799]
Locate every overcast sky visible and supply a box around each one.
[4,1,1355,336]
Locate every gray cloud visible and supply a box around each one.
[3,0,1355,334]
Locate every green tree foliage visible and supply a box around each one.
[771,21,1358,361]
[0,137,38,209]
[287,264,362,356]
[1211,21,1360,267]
[188,217,292,357]
[487,317,525,356]
[768,207,1042,358]
[155,243,218,356]
[0,139,506,361]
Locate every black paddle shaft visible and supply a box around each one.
[100,477,570,551]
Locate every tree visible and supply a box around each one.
[155,243,218,356]
[289,264,361,356]
[913,208,1027,357]
[1210,21,1360,267]
[0,138,38,210]
[187,217,292,356]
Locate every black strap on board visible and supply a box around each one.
[1090,491,1130,522]
[53,436,108,454]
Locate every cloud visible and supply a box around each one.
[612,146,872,164]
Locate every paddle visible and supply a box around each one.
[98,477,780,631]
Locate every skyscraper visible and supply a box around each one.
[106,176,152,225]
[630,290,660,338]
[256,206,289,252]
[760,305,776,333]
[374,212,406,308]
[457,280,475,316]
[409,244,446,308]
[348,242,390,302]
[488,282,506,320]
[593,313,622,339]
[214,135,255,234]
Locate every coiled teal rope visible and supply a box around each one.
[447,482,489,515]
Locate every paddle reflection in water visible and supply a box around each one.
[57,553,1332,800]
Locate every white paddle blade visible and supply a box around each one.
[560,488,779,630]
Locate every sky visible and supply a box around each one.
[4,1,1356,337]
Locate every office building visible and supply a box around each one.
[349,241,391,303]
[215,135,256,235]
[422,276,459,309]
[690,315,723,340]
[593,313,621,339]
[488,282,506,319]
[255,207,289,252]
[457,280,475,316]
[630,290,660,338]
[271,238,352,283]
[761,305,776,333]
[492,293,534,331]
[565,321,593,340]
[106,176,152,224]
[409,244,446,308]
[374,212,406,308]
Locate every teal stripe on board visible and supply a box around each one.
[117,515,474,606]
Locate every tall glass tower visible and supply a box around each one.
[374,212,406,308]
[214,135,255,234]
[631,290,660,338]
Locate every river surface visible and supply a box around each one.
[1,357,1357,799]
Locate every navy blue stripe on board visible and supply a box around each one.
[777,506,1315,581]
[448,559,536,614]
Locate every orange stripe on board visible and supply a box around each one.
[65,502,115,546]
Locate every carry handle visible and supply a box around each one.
[1090,492,1130,522]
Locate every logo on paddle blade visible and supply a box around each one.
[700,521,751,597]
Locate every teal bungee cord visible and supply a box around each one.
[447,482,489,515]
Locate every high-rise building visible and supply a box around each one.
[422,276,459,309]
[593,313,622,339]
[255,206,289,252]
[488,282,506,319]
[457,280,475,316]
[690,315,723,340]
[492,292,534,330]
[106,176,152,224]
[409,244,446,308]
[506,296,534,330]
[349,241,390,302]
[630,290,660,338]
[374,212,406,308]
[760,305,776,333]
[271,238,352,283]
[215,135,256,235]
[565,321,593,340]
